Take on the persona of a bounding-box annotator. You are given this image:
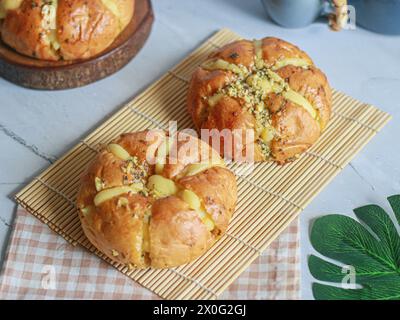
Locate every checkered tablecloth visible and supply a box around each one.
[0,206,300,299]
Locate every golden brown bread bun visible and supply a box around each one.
[0,0,134,61]
[187,37,332,164]
[76,130,237,269]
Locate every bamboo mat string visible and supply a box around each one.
[225,232,263,255]
[167,71,190,83]
[36,178,76,208]
[304,151,343,169]
[169,269,219,298]
[130,107,167,129]
[237,175,304,210]
[331,110,378,132]
[80,140,99,153]
[207,40,222,49]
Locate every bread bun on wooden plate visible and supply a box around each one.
[187,37,332,164]
[0,0,135,61]
[76,130,237,269]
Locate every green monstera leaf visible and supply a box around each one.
[309,195,400,300]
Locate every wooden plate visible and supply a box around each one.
[0,0,154,90]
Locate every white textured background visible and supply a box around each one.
[0,0,399,299]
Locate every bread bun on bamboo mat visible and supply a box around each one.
[188,37,332,164]
[76,130,237,269]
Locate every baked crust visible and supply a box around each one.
[76,130,237,269]
[0,0,135,61]
[187,37,332,164]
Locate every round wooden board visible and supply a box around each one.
[0,0,154,90]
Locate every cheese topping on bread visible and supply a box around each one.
[76,131,237,268]
[199,39,323,160]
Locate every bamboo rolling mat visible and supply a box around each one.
[15,29,391,300]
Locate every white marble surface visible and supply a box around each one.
[0,0,399,300]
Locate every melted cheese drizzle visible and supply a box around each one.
[80,205,93,217]
[147,158,226,231]
[146,174,216,231]
[201,59,247,77]
[253,40,264,69]
[108,143,131,160]
[155,137,173,174]
[178,189,215,231]
[271,58,311,70]
[40,0,61,52]
[101,0,123,30]
[208,93,225,108]
[91,141,222,237]
[266,70,317,119]
[179,162,226,178]
[93,183,144,206]
[0,0,24,19]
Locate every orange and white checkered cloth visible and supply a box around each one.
[0,206,300,300]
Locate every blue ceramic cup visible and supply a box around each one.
[261,0,400,35]
[261,0,328,28]
[348,0,400,35]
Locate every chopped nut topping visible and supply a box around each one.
[95,177,105,191]
[117,197,129,208]
[204,52,315,160]
[127,263,135,270]
[211,67,284,158]
[121,156,149,185]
